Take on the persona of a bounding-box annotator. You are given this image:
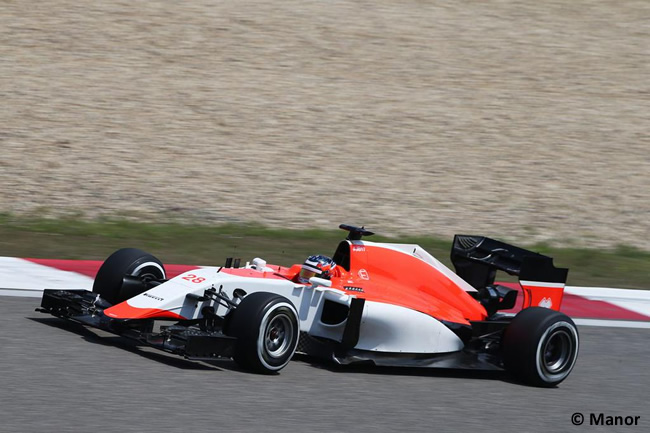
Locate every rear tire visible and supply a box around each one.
[502,307,579,387]
[226,292,300,374]
[92,248,166,305]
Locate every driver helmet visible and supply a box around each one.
[297,255,337,283]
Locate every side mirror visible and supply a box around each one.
[250,257,267,270]
[309,277,332,288]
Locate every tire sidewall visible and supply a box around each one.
[129,260,165,280]
[534,319,579,385]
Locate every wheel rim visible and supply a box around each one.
[264,313,294,359]
[542,329,573,374]
[536,321,578,381]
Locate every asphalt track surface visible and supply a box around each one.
[1,296,648,433]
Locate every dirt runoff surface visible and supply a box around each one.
[1,1,648,249]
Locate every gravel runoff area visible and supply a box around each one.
[1,1,648,249]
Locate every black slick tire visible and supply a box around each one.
[226,292,300,374]
[502,307,579,387]
[92,248,166,305]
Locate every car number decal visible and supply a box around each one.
[182,274,206,284]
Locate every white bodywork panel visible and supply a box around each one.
[126,267,298,320]
[355,301,464,353]
[124,265,465,355]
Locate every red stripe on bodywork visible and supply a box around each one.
[104,302,185,320]
[220,267,290,280]
[25,258,199,279]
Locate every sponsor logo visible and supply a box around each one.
[538,297,553,308]
[344,286,364,293]
[143,293,164,302]
[352,246,366,252]
[358,269,370,280]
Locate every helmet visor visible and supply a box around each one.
[298,268,318,283]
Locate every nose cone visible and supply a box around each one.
[104,300,185,320]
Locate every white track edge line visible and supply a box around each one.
[573,318,650,329]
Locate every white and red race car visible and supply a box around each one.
[38,224,579,387]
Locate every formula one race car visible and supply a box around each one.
[37,224,579,387]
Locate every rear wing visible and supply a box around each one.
[451,235,569,311]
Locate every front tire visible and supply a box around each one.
[502,307,579,387]
[226,292,300,374]
[92,248,166,305]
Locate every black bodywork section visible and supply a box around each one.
[451,235,568,290]
[339,224,375,241]
[332,241,352,272]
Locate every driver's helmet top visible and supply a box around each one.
[297,255,337,283]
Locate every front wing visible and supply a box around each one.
[37,289,236,360]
